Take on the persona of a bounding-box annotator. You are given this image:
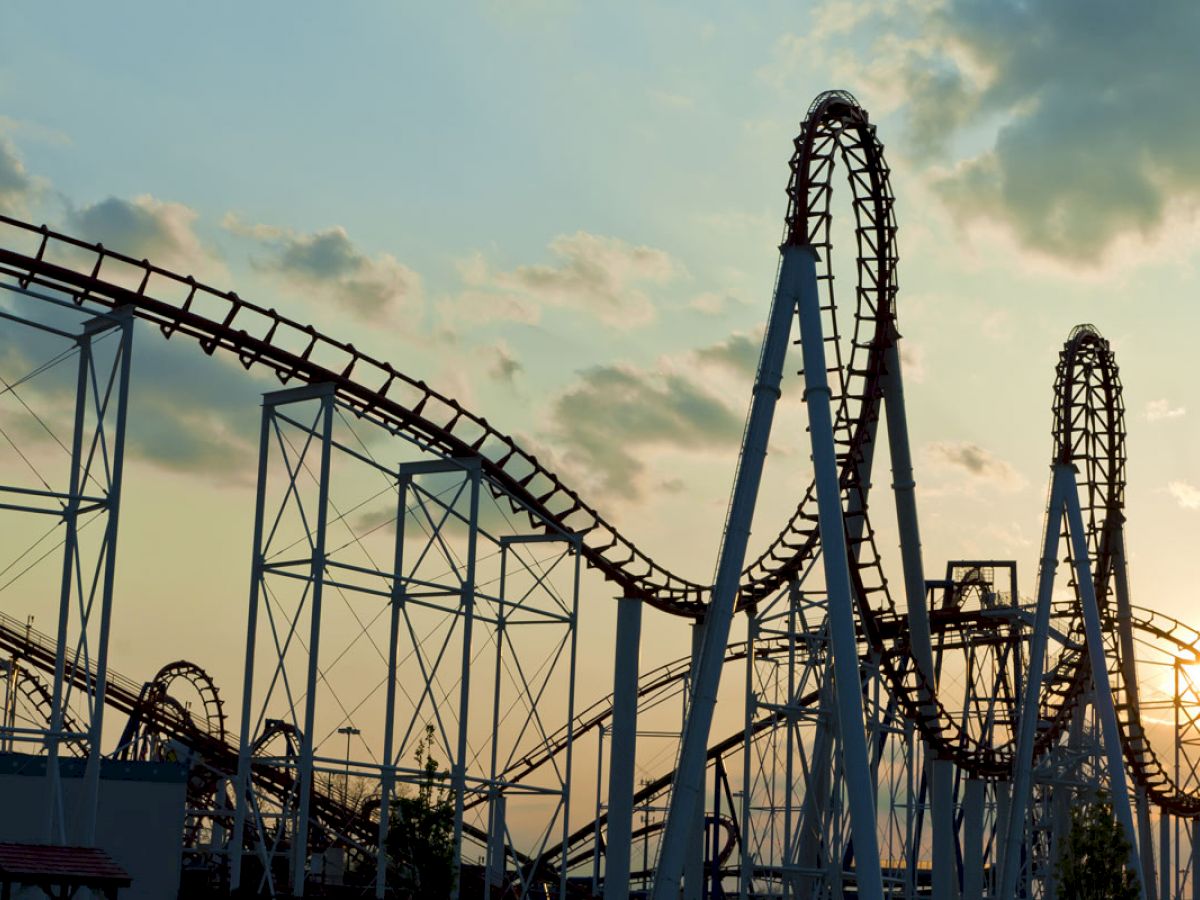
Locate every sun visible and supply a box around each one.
[1177,660,1200,705]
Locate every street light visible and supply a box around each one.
[337,726,361,797]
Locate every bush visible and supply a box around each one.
[387,724,455,898]
[1054,792,1141,900]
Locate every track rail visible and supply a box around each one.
[1,87,1197,852]
[0,92,1056,782]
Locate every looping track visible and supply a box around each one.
[1043,325,1200,816]
[1,88,1198,853]
[0,94,899,621]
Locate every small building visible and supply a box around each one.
[0,842,131,899]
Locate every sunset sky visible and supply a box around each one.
[3,0,1200,824]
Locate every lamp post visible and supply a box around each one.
[337,726,360,798]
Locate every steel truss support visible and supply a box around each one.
[792,243,885,899]
[230,384,579,898]
[0,301,133,845]
[653,243,813,898]
[881,336,955,900]
[1001,463,1145,899]
[604,597,642,900]
[231,382,336,897]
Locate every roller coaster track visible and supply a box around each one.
[0,608,404,862]
[0,93,998,782]
[1,88,1198,878]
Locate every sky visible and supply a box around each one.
[3,0,1200,845]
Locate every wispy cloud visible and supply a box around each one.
[453,231,679,330]
[926,440,1024,492]
[900,342,927,384]
[488,341,523,384]
[547,362,741,501]
[66,195,215,273]
[0,132,41,217]
[695,330,761,380]
[1168,481,1200,510]
[225,215,421,325]
[1146,399,1186,422]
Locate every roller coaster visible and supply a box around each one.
[0,89,1197,899]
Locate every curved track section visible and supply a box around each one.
[1042,324,1200,815]
[0,92,1019,781]
[0,215,708,615]
[0,93,907,617]
[2,88,1198,866]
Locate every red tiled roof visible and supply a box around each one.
[0,843,131,886]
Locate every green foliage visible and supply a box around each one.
[387,723,455,898]
[1054,792,1141,900]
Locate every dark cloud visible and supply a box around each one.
[926,440,1022,490]
[122,337,260,480]
[0,303,260,484]
[65,195,211,271]
[489,344,523,383]
[226,216,421,324]
[695,331,761,380]
[548,363,742,501]
[905,0,1200,260]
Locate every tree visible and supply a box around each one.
[1054,792,1141,900]
[387,724,455,898]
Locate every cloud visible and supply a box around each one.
[1168,481,1200,511]
[695,331,761,380]
[648,89,695,110]
[225,215,421,325]
[926,440,1023,491]
[689,291,748,317]
[773,0,1200,263]
[0,308,260,484]
[1146,399,1186,422]
[899,341,927,384]
[455,231,679,329]
[916,0,1200,262]
[488,342,523,383]
[0,134,37,215]
[65,195,213,273]
[546,362,742,501]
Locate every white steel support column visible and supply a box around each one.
[881,340,955,899]
[1185,825,1195,900]
[684,620,707,900]
[1062,463,1146,897]
[999,464,1071,899]
[376,472,410,898]
[996,785,1011,897]
[796,677,836,895]
[1161,812,1171,900]
[77,309,133,845]
[794,243,884,900]
[593,727,605,895]
[962,779,984,899]
[652,244,808,898]
[605,597,643,900]
[559,541,582,900]
[42,309,134,846]
[291,389,335,896]
[486,542,512,900]
[1140,789,1159,899]
[449,460,482,900]
[44,319,91,844]
[230,394,274,892]
[739,611,757,898]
